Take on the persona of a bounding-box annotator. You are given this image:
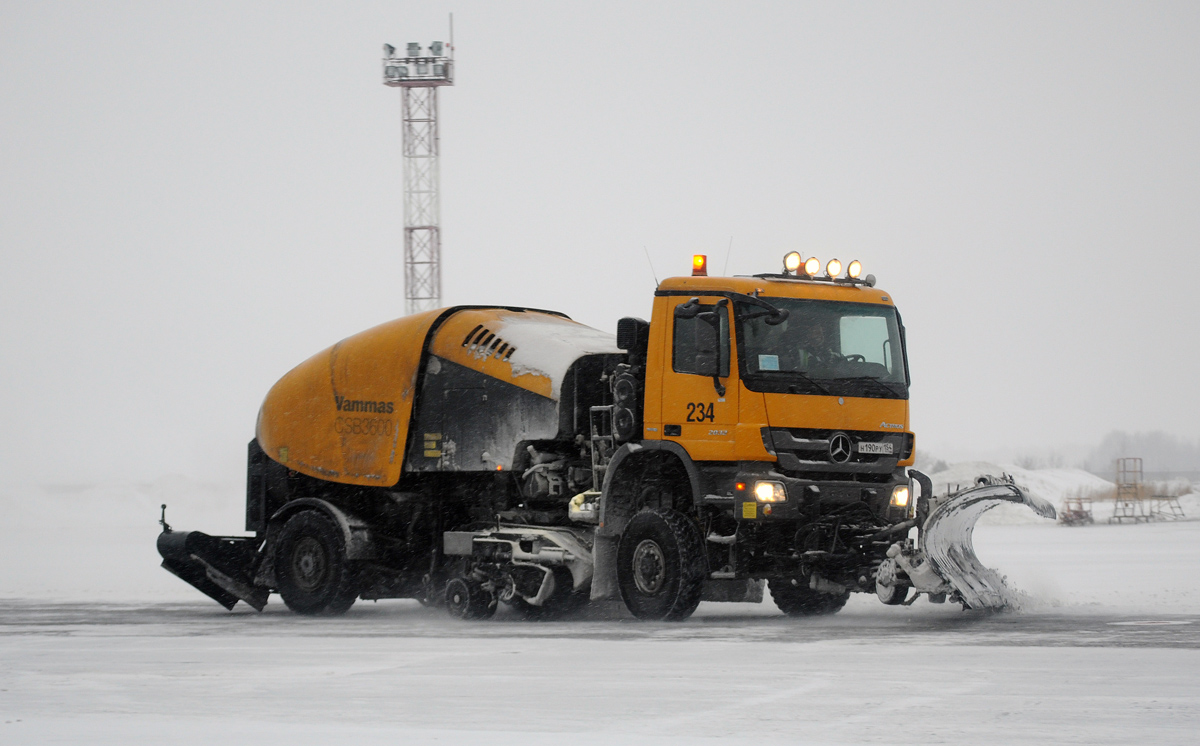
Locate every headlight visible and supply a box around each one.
[889,485,910,508]
[754,481,786,502]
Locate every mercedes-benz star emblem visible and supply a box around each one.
[829,433,852,464]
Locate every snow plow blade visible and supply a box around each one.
[157,529,268,611]
[883,474,1056,610]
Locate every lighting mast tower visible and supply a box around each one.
[382,39,454,314]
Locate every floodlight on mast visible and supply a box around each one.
[381,16,455,315]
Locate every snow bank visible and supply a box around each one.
[926,461,1198,525]
[927,461,1116,525]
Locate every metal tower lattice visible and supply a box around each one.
[383,40,454,314]
[1111,457,1150,524]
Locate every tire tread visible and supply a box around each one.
[617,508,707,621]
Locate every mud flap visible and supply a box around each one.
[157,530,268,611]
[892,476,1056,610]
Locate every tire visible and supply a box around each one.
[509,566,589,621]
[445,577,497,620]
[874,558,910,606]
[769,578,849,617]
[617,508,706,621]
[876,582,910,605]
[274,511,360,615]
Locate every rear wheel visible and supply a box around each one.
[769,578,849,616]
[274,511,360,615]
[617,508,706,621]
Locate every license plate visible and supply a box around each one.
[857,441,893,455]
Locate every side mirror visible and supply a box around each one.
[616,317,649,352]
[674,298,702,319]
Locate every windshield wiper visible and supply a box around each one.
[730,292,789,325]
[831,375,905,397]
[754,370,830,396]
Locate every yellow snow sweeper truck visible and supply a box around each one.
[158,252,1053,620]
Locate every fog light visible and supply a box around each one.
[754,481,786,502]
[889,485,910,508]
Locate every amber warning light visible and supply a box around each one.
[692,254,708,276]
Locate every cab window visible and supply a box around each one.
[673,302,730,377]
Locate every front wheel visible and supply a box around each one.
[274,511,360,615]
[874,558,910,605]
[769,578,849,616]
[617,508,706,621]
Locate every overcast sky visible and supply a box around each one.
[2,1,1198,484]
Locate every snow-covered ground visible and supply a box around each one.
[2,469,1199,744]
[4,611,1197,746]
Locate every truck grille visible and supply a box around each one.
[762,427,909,481]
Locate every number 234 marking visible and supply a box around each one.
[686,402,715,422]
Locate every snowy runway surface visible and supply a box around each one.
[3,600,1198,745]
[4,481,1200,743]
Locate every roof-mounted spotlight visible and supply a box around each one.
[803,257,821,276]
[826,258,842,278]
[864,274,877,287]
[384,43,396,58]
[431,41,444,56]
[783,251,802,274]
[847,260,862,279]
[406,42,421,57]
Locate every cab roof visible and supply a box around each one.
[655,274,895,305]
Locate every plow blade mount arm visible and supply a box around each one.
[894,475,1056,610]
[157,530,268,611]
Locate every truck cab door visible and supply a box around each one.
[657,297,739,460]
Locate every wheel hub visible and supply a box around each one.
[291,536,327,592]
[632,539,666,595]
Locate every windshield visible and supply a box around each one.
[735,299,909,399]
